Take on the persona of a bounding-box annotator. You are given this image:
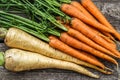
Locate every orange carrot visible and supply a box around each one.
[86,26,116,48]
[87,28,116,49]
[59,32,118,65]
[81,24,115,44]
[71,1,96,21]
[81,0,120,40]
[97,33,116,49]
[88,26,115,45]
[80,51,99,62]
[64,24,116,57]
[57,18,114,44]
[71,18,120,57]
[91,27,115,41]
[58,19,116,48]
[101,32,115,40]
[100,35,116,49]
[60,4,113,33]
[49,36,105,68]
[91,26,115,42]
[70,1,115,40]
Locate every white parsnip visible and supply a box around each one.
[4,28,111,74]
[5,49,99,78]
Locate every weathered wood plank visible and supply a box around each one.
[0,36,4,42]
[0,43,8,51]
[0,0,120,80]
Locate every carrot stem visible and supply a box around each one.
[0,52,4,66]
[58,0,71,3]
[0,19,50,42]
[0,4,18,7]
[0,11,61,38]
[23,0,68,31]
[36,0,71,23]
[0,11,45,31]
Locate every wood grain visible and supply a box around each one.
[0,0,120,80]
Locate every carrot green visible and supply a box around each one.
[0,52,4,66]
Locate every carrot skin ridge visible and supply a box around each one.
[85,25,116,47]
[101,32,115,41]
[99,33,115,44]
[83,24,115,45]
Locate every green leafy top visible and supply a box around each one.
[0,52,4,66]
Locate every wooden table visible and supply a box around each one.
[0,0,120,80]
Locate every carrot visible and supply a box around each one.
[58,19,116,51]
[64,25,116,56]
[60,32,118,65]
[99,34,116,49]
[89,26,115,43]
[49,36,105,68]
[2,49,99,78]
[80,51,101,62]
[70,1,115,40]
[101,32,115,41]
[71,1,96,21]
[81,0,120,41]
[60,3,113,33]
[101,36,116,49]
[57,17,115,44]
[85,26,116,48]
[71,18,120,57]
[99,33,114,44]
[86,25,115,45]
[3,27,111,73]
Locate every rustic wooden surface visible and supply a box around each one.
[0,0,120,80]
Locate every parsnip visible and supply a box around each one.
[1,28,111,74]
[4,49,99,78]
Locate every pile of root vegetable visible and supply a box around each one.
[0,0,120,78]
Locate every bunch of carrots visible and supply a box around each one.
[0,0,120,79]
